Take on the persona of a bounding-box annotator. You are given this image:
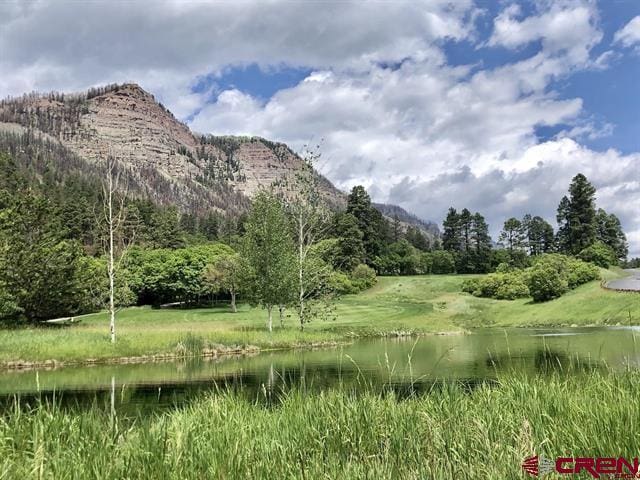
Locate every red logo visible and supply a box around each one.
[522,455,555,477]
[522,455,640,478]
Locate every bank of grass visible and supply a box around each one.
[0,269,637,365]
[1,371,638,479]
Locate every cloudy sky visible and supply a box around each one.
[1,0,639,255]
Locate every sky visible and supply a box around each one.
[1,0,639,256]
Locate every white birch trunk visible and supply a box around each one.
[107,167,116,344]
[267,305,273,332]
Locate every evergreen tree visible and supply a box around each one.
[332,212,365,271]
[442,208,461,252]
[524,215,554,255]
[405,226,429,251]
[556,195,572,252]
[346,186,388,264]
[391,214,401,242]
[595,208,628,260]
[557,174,597,254]
[499,217,525,251]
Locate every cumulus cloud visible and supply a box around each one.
[487,1,602,64]
[0,0,475,106]
[614,16,640,48]
[0,0,638,255]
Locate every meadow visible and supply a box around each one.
[1,372,638,479]
[0,269,637,366]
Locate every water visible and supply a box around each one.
[1,326,638,414]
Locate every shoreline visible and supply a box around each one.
[0,330,466,372]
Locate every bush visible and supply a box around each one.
[430,250,456,274]
[350,264,377,290]
[417,252,433,274]
[461,278,480,294]
[566,258,600,288]
[326,271,357,295]
[494,274,530,300]
[527,265,569,302]
[577,242,617,268]
[466,272,530,300]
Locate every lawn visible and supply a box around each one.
[0,270,637,365]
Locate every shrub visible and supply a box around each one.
[350,264,377,290]
[527,265,569,302]
[461,278,480,294]
[326,271,357,295]
[468,272,530,300]
[494,274,530,300]
[577,241,617,268]
[566,258,600,288]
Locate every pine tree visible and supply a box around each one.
[499,217,525,251]
[442,208,461,252]
[524,215,554,255]
[346,185,388,263]
[595,208,628,260]
[558,173,596,255]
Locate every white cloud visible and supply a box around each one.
[488,1,602,65]
[614,16,640,48]
[1,0,638,256]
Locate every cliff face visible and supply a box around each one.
[0,83,435,233]
[0,83,343,212]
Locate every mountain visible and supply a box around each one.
[373,203,439,237]
[0,83,437,234]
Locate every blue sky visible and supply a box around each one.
[1,0,639,255]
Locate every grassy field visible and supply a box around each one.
[0,270,637,365]
[1,372,638,479]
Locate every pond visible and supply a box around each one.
[1,326,639,414]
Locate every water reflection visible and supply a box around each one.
[1,326,638,414]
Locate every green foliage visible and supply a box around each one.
[527,265,569,302]
[125,243,234,305]
[346,186,389,264]
[462,272,529,300]
[242,191,296,320]
[498,217,524,251]
[522,214,555,255]
[350,264,377,290]
[332,213,365,271]
[0,284,22,321]
[577,241,617,268]
[467,253,600,302]
[441,208,492,273]
[0,165,102,321]
[595,209,628,260]
[430,250,456,274]
[556,173,597,254]
[565,259,600,289]
[327,271,359,295]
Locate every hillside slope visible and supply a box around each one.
[0,83,437,233]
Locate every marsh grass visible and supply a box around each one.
[1,369,639,479]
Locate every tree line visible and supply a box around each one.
[0,141,630,333]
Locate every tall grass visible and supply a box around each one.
[1,371,638,479]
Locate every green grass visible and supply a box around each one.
[0,270,637,364]
[1,372,638,479]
